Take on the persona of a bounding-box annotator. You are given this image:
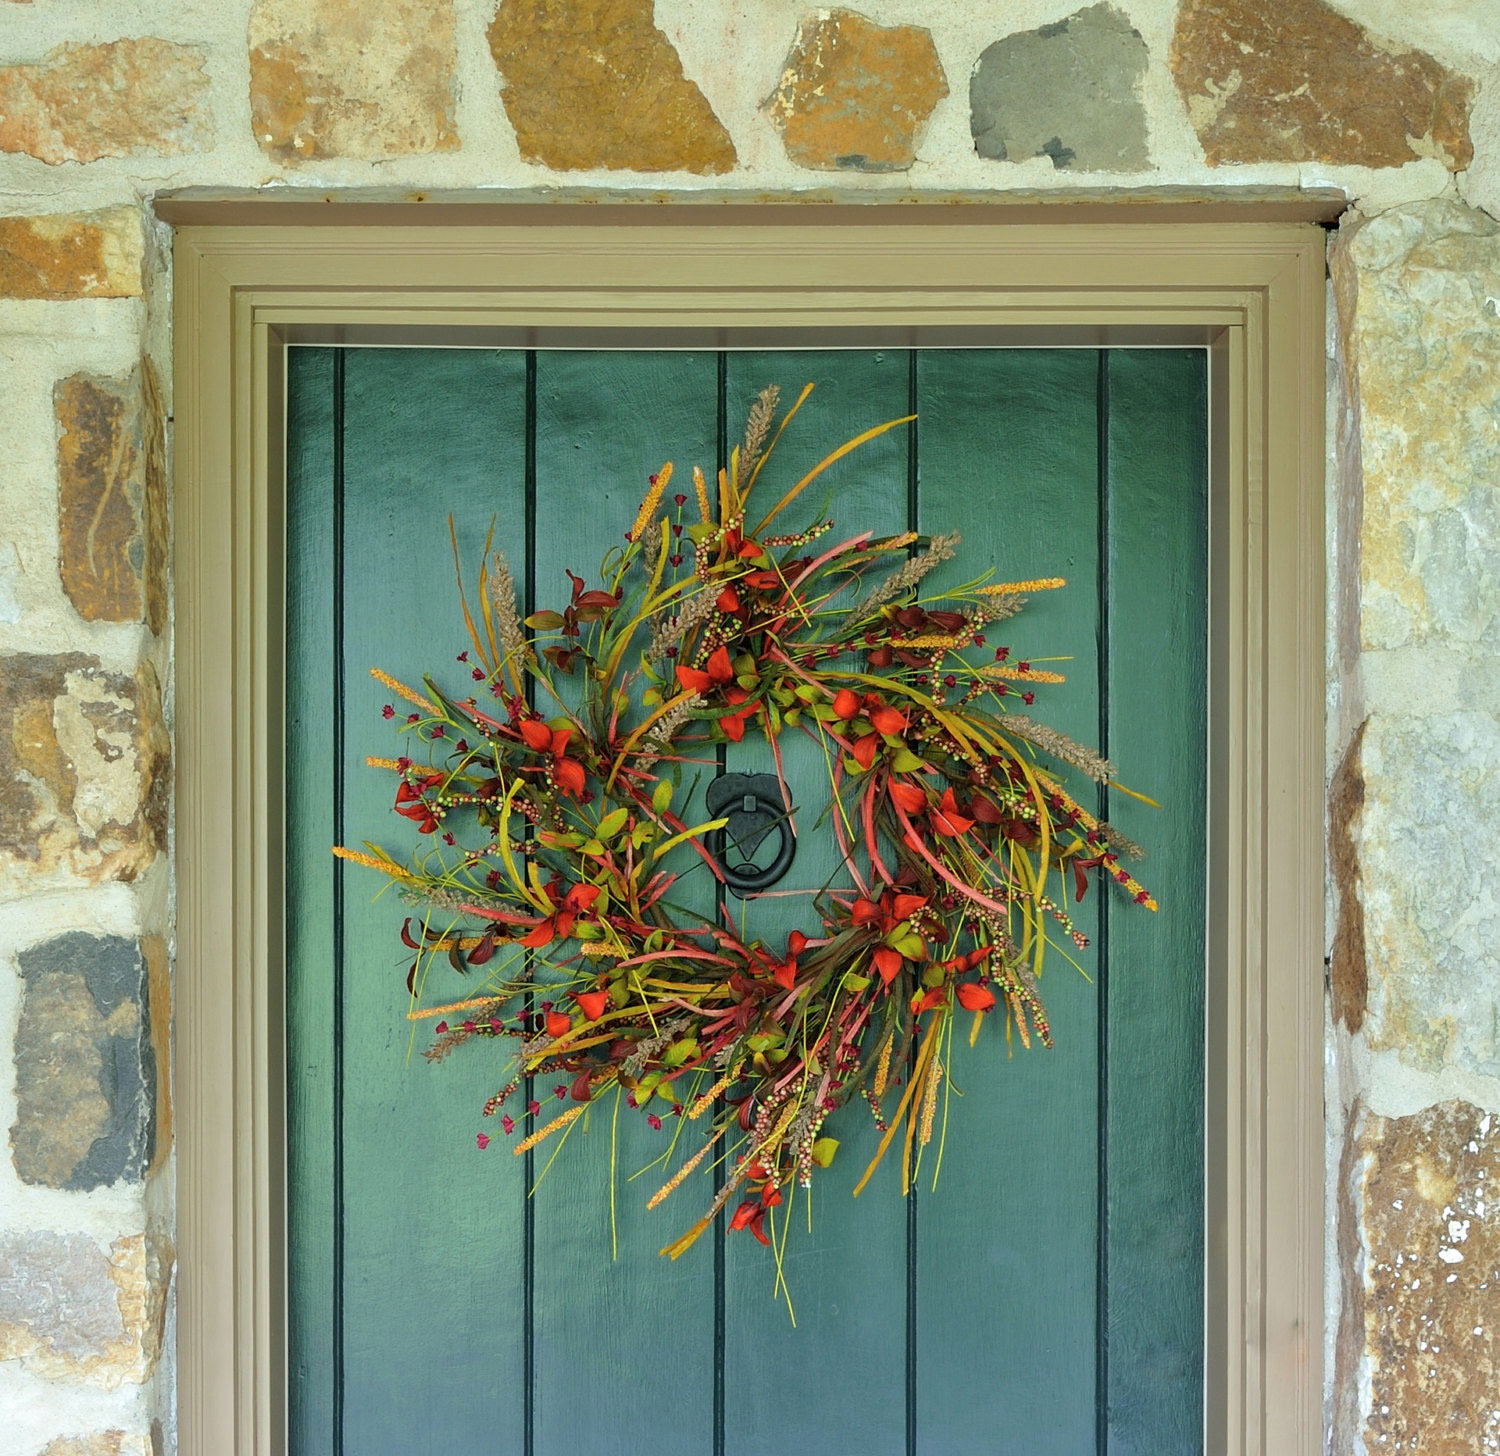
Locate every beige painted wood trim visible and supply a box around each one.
[171,213,1328,1456]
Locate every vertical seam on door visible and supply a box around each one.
[522,348,538,1456]
[1095,349,1113,1456]
[713,350,729,1456]
[905,347,919,1456]
[331,348,347,1456]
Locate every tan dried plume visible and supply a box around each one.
[1001,715,1115,783]
[740,384,780,481]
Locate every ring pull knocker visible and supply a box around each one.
[705,773,796,899]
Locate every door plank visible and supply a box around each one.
[915,350,1103,1454]
[1103,349,1208,1455]
[721,350,912,1456]
[529,350,721,1456]
[336,348,530,1453]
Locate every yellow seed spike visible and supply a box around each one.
[512,1103,586,1155]
[408,995,504,1022]
[977,576,1066,596]
[369,666,437,713]
[872,1031,894,1099]
[365,756,404,771]
[647,1125,724,1209]
[919,1059,943,1147]
[891,635,967,650]
[685,1072,735,1120]
[629,462,672,543]
[983,664,1068,683]
[332,845,414,881]
[693,464,713,524]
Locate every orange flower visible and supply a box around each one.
[522,881,602,948]
[675,644,734,695]
[929,787,975,837]
[575,990,609,1021]
[956,982,996,1013]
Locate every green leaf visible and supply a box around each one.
[597,806,629,841]
[891,930,928,961]
[843,973,870,992]
[811,1137,839,1169]
[581,839,605,856]
[652,779,674,815]
[662,1038,699,1067]
[889,747,927,774]
[655,1079,680,1102]
[524,609,566,630]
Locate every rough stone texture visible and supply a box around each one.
[1170,0,1474,170]
[141,934,171,1175]
[0,655,169,895]
[971,4,1150,172]
[11,933,158,1190]
[1329,720,1368,1032]
[764,10,947,173]
[0,39,212,165]
[55,364,168,632]
[0,210,143,300]
[0,1231,170,1386]
[249,0,459,161]
[1344,1102,1499,1453]
[488,0,736,174]
[40,1432,148,1456]
[1338,202,1500,653]
[1359,712,1500,1079]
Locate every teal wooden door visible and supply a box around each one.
[286,346,1207,1455]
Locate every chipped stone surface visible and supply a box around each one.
[971,4,1149,172]
[249,0,459,160]
[1347,1101,1499,1453]
[12,933,158,1190]
[1359,712,1500,1079]
[0,39,211,165]
[1170,0,1474,170]
[0,655,169,895]
[40,1431,148,1456]
[1336,201,1500,653]
[56,364,168,631]
[764,9,947,173]
[488,0,736,174]
[0,210,143,300]
[1329,721,1368,1032]
[0,1231,170,1386]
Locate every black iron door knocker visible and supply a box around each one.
[705,772,796,899]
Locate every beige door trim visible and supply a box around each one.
[170,209,1328,1456]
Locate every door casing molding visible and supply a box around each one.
[169,205,1328,1456]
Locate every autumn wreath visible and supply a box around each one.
[337,384,1154,1278]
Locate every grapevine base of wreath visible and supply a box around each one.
[336,383,1155,1289]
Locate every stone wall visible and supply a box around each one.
[0,1,1494,1451]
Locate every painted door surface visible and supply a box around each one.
[286,347,1207,1455]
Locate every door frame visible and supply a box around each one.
[165,198,1330,1456]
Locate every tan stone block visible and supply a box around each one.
[1336,201,1500,653]
[765,9,947,173]
[249,0,459,161]
[40,1430,150,1456]
[55,361,168,631]
[1341,1102,1498,1453]
[0,655,169,895]
[1360,712,1500,1079]
[0,209,144,300]
[0,39,212,165]
[0,1230,171,1387]
[488,0,736,174]
[1171,0,1474,170]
